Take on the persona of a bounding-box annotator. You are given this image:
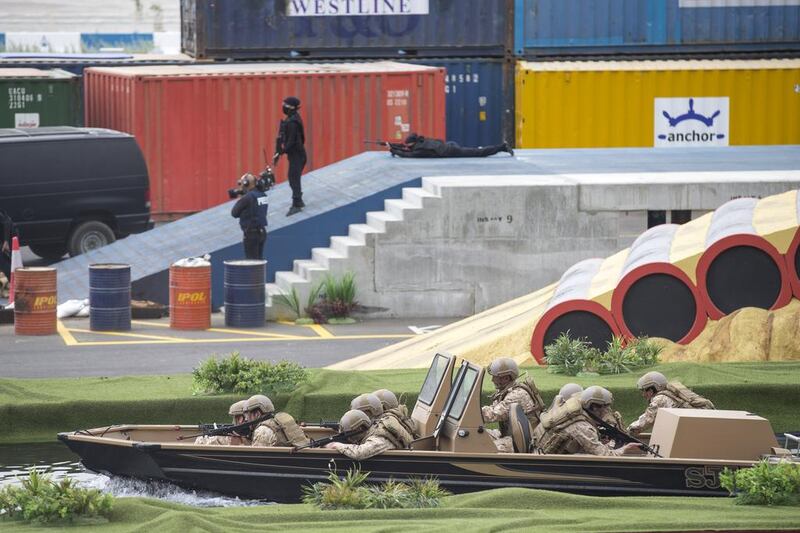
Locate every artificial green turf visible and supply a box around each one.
[2,488,800,532]
[1,362,798,444]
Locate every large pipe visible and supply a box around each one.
[530,257,622,364]
[611,224,707,343]
[696,197,793,319]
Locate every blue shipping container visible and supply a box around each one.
[0,53,193,76]
[515,0,800,56]
[181,0,512,59]
[405,58,514,147]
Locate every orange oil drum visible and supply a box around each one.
[14,267,57,336]
[169,264,211,330]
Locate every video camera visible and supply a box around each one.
[227,166,276,199]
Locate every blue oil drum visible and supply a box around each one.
[224,260,266,327]
[89,263,131,331]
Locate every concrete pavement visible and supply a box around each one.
[0,316,457,378]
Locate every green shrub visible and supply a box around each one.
[321,272,359,319]
[273,283,324,323]
[0,469,113,524]
[192,352,309,395]
[720,460,800,506]
[302,468,449,510]
[544,333,662,376]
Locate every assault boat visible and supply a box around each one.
[58,353,795,502]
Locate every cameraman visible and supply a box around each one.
[230,173,268,260]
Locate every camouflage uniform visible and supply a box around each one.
[628,394,677,434]
[194,435,250,446]
[482,380,543,453]
[558,419,625,456]
[250,412,310,447]
[331,434,394,460]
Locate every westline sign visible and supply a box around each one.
[288,0,429,16]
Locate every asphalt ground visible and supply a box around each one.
[0,315,457,378]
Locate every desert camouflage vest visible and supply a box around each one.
[656,382,715,410]
[604,410,625,432]
[385,405,419,439]
[533,397,591,454]
[261,412,310,447]
[369,412,415,449]
[494,378,546,436]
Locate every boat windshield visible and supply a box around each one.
[417,353,451,406]
[446,366,479,422]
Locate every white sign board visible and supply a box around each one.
[287,0,429,16]
[15,113,40,128]
[654,97,729,148]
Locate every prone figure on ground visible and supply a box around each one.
[390,133,514,158]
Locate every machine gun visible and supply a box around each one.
[584,409,662,457]
[177,413,274,441]
[292,428,365,452]
[364,139,409,154]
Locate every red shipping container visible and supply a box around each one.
[84,62,446,218]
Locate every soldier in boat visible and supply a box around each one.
[628,372,715,436]
[325,408,414,460]
[245,394,311,447]
[482,357,546,452]
[195,399,249,446]
[373,389,419,439]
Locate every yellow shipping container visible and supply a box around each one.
[515,59,800,149]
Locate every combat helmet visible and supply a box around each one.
[487,357,519,380]
[558,383,583,401]
[637,371,668,392]
[339,409,372,435]
[580,386,612,409]
[244,394,275,415]
[350,393,384,420]
[372,389,399,411]
[228,400,248,417]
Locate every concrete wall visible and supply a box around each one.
[342,171,800,317]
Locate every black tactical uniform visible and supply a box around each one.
[231,188,269,260]
[275,97,307,215]
[0,210,15,280]
[390,134,513,158]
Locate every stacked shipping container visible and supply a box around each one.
[0,68,81,128]
[84,62,446,217]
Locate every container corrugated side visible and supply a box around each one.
[0,68,81,128]
[84,62,446,217]
[515,59,800,149]
[515,0,800,56]
[181,0,513,59]
[402,58,514,147]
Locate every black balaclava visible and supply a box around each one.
[283,96,301,116]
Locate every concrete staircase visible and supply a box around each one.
[266,185,442,319]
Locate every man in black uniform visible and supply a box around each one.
[0,209,15,281]
[231,174,269,260]
[390,133,514,158]
[273,96,306,216]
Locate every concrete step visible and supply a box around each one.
[402,186,440,207]
[311,247,346,268]
[349,223,382,245]
[275,271,310,293]
[330,235,362,257]
[384,198,416,219]
[293,259,327,279]
[366,211,402,232]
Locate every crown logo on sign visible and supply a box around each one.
[662,98,720,127]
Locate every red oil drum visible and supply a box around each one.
[169,264,211,330]
[14,267,57,336]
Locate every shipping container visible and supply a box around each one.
[0,68,81,128]
[181,0,513,59]
[0,53,195,76]
[515,59,800,149]
[84,62,446,218]
[515,0,800,57]
[403,57,515,147]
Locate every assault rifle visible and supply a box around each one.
[584,409,662,457]
[364,139,409,154]
[292,428,365,452]
[177,413,274,441]
[300,420,341,430]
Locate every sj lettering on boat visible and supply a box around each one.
[287,0,430,16]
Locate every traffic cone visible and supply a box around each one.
[8,236,22,305]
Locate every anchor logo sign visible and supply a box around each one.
[654,97,729,148]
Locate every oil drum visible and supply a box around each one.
[169,264,211,330]
[14,267,57,335]
[224,260,266,327]
[89,264,131,331]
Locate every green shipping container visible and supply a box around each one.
[0,68,81,128]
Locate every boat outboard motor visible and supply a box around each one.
[509,403,533,453]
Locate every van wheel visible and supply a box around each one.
[68,221,116,257]
[29,244,67,261]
